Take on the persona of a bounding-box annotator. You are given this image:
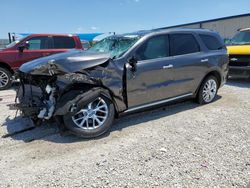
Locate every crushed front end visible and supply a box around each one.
[10,50,109,124]
[14,71,58,123]
[10,49,127,138]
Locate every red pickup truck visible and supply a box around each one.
[0,34,83,90]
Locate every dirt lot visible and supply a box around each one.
[0,79,249,188]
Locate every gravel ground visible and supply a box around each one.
[0,79,249,188]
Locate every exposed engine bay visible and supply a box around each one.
[16,74,58,121]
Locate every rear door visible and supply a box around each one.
[168,33,205,95]
[49,36,77,55]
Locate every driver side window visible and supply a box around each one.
[27,36,51,50]
[135,35,169,61]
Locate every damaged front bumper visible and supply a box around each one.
[11,71,109,123]
[12,71,58,121]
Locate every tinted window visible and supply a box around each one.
[231,30,250,45]
[27,36,50,50]
[135,35,169,61]
[170,34,200,56]
[200,34,224,50]
[53,36,75,49]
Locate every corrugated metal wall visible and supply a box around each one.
[168,15,250,39]
[202,16,250,38]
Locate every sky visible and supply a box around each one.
[1,0,250,38]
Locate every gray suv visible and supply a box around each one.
[15,29,229,138]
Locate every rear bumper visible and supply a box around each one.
[229,66,250,77]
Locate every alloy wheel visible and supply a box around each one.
[0,70,9,88]
[202,79,217,103]
[72,97,109,130]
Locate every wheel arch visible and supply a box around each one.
[0,61,14,74]
[0,62,14,74]
[195,70,222,96]
[58,83,120,117]
[206,70,222,87]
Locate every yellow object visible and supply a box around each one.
[227,45,250,55]
[239,28,250,31]
[227,28,250,55]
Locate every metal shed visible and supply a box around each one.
[157,13,250,39]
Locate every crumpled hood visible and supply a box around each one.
[19,50,111,75]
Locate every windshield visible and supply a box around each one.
[5,35,27,48]
[5,40,20,48]
[88,35,141,58]
[231,30,250,45]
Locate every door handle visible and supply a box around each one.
[201,59,209,63]
[163,64,173,69]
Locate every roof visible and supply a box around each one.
[124,28,217,37]
[83,29,215,40]
[156,13,250,30]
[153,28,213,33]
[19,33,74,37]
[17,33,104,41]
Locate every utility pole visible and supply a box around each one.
[8,33,11,43]
[12,33,15,41]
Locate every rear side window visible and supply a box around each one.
[200,34,224,50]
[170,34,200,56]
[27,36,51,50]
[135,35,169,61]
[53,36,76,49]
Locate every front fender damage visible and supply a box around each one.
[54,87,111,116]
[13,56,126,132]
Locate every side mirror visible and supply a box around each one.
[128,56,138,72]
[18,42,29,52]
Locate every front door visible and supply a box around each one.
[126,34,179,108]
[14,36,54,68]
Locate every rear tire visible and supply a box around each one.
[0,67,12,90]
[63,94,115,138]
[197,75,218,104]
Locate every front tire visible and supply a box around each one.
[197,75,218,104]
[63,95,115,138]
[0,67,12,90]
